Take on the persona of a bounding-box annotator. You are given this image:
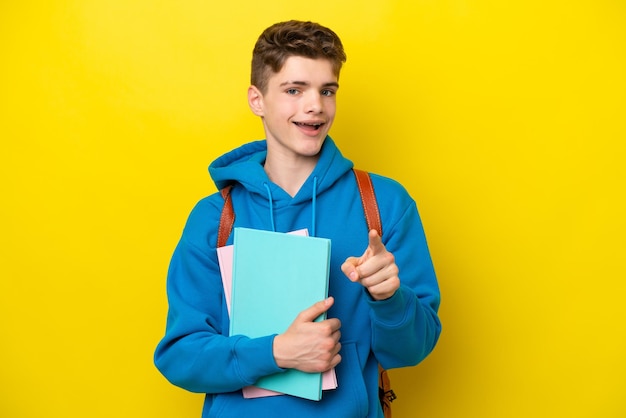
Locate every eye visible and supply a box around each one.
[286,88,300,95]
[321,89,336,97]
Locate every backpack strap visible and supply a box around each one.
[217,185,234,248]
[352,169,382,237]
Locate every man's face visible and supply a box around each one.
[249,56,339,163]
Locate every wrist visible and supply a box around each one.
[272,334,291,369]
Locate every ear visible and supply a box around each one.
[248,85,264,117]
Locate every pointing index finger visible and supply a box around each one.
[367,229,385,254]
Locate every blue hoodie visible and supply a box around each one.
[154,137,441,418]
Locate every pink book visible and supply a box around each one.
[217,229,338,399]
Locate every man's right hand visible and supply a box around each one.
[272,297,342,373]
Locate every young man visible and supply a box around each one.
[155,20,441,417]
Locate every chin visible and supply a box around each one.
[299,138,326,156]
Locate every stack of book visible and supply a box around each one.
[217,227,336,401]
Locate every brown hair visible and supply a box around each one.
[251,20,347,93]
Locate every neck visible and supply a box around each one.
[264,155,318,197]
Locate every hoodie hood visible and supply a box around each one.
[208,136,354,236]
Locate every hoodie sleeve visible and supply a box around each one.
[365,177,442,369]
[154,196,283,393]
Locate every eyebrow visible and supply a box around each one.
[279,80,340,88]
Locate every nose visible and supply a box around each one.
[305,92,323,114]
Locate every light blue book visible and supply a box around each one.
[229,227,331,401]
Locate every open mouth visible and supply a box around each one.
[294,121,324,131]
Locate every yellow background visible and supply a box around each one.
[1,1,625,417]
